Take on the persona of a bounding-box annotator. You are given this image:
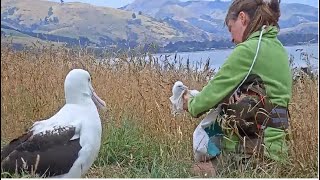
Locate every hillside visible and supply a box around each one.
[1,0,212,47]
[1,0,318,51]
[123,0,318,37]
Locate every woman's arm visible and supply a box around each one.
[187,44,254,118]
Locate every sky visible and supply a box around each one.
[47,0,318,8]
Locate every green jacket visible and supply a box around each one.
[188,26,292,162]
[188,26,292,117]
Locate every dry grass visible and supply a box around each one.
[1,44,318,178]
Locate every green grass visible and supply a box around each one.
[90,117,193,178]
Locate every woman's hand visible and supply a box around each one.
[183,90,190,111]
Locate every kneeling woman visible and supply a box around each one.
[183,0,292,175]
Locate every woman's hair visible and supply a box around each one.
[225,0,281,41]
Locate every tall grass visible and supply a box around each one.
[1,44,318,178]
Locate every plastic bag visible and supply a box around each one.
[193,105,222,162]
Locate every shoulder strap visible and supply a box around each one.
[233,25,267,95]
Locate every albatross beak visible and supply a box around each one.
[90,84,106,109]
[92,91,106,109]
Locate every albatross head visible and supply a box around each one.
[64,69,106,109]
[172,81,187,95]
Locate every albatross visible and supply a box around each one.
[169,81,199,115]
[1,69,106,178]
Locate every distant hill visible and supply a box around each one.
[1,0,211,46]
[123,0,318,38]
[1,0,318,52]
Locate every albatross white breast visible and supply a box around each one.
[1,69,106,178]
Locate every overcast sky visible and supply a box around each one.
[47,0,318,8]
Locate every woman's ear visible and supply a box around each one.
[238,11,248,26]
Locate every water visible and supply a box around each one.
[154,44,319,71]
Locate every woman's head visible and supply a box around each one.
[225,0,281,44]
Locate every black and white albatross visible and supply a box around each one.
[1,69,106,178]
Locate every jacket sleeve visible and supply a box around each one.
[187,44,255,117]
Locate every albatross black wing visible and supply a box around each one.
[1,131,33,162]
[1,126,82,177]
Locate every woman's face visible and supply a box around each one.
[227,11,249,44]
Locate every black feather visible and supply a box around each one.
[1,126,82,177]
